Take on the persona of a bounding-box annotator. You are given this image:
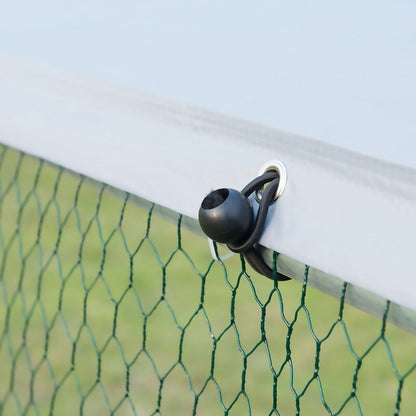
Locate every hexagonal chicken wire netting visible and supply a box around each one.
[0,145,415,416]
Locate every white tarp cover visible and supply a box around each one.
[0,1,415,311]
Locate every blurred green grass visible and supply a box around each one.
[0,146,415,416]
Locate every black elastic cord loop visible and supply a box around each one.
[244,248,290,281]
[240,170,278,198]
[226,170,289,281]
[227,174,279,253]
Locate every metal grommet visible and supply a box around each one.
[255,160,287,203]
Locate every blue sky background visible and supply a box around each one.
[1,0,415,168]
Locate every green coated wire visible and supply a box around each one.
[0,145,415,416]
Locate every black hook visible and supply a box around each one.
[198,170,290,281]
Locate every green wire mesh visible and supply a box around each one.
[0,144,415,416]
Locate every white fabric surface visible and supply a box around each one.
[1,55,415,312]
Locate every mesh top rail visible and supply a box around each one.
[1,145,416,416]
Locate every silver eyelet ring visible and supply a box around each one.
[255,160,287,203]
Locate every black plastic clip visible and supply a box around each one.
[198,166,290,281]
